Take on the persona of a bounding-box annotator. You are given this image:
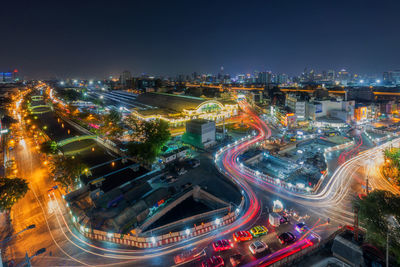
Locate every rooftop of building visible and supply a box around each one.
[186,118,215,125]
[135,92,235,113]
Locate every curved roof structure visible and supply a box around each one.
[136,92,223,112]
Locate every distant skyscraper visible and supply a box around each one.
[327,70,335,81]
[192,72,198,81]
[277,73,288,84]
[389,70,400,85]
[258,71,272,85]
[338,69,350,85]
[383,71,392,84]
[0,70,18,83]
[120,70,132,88]
[177,74,185,82]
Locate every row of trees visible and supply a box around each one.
[354,190,400,264]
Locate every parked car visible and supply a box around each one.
[249,241,268,255]
[202,256,224,267]
[185,158,200,168]
[278,232,296,244]
[181,182,192,190]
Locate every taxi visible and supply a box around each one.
[250,225,268,237]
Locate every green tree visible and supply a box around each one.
[101,108,123,138]
[92,98,104,106]
[105,108,121,125]
[0,177,29,212]
[39,141,58,154]
[126,118,170,164]
[383,148,400,184]
[354,190,400,264]
[49,156,90,192]
[56,88,82,102]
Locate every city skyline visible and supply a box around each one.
[2,0,400,79]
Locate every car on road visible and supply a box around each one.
[250,225,268,237]
[167,177,178,184]
[181,182,192,190]
[173,248,206,265]
[229,253,243,266]
[249,241,268,255]
[280,216,289,224]
[233,230,253,242]
[212,239,233,252]
[185,158,200,168]
[201,256,224,267]
[47,188,55,199]
[295,222,308,233]
[278,232,296,244]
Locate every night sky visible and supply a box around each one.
[1,0,400,79]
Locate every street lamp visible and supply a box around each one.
[16,247,46,267]
[1,224,36,244]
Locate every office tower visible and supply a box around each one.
[258,71,272,85]
[120,70,132,88]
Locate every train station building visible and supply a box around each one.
[131,92,238,127]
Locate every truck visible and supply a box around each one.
[269,212,281,227]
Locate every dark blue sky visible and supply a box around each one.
[1,0,400,79]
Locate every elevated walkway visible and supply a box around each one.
[57,135,97,147]
[31,95,44,101]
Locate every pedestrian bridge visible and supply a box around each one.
[28,104,52,114]
[31,95,44,101]
[57,135,97,147]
